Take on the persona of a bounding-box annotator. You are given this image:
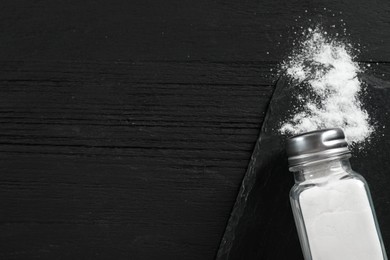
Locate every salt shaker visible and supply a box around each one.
[287,128,387,260]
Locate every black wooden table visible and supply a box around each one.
[0,1,389,259]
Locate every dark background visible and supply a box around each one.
[0,0,389,259]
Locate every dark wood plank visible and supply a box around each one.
[0,0,389,259]
[0,1,389,62]
[217,63,390,260]
[0,60,275,259]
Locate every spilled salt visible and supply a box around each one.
[279,27,373,146]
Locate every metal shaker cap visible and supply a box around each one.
[286,128,350,169]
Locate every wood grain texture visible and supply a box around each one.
[0,0,389,62]
[0,60,275,259]
[0,0,389,259]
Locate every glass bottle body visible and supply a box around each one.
[290,157,387,260]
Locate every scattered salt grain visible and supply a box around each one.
[279,27,373,145]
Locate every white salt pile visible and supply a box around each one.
[279,27,373,145]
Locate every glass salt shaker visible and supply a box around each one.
[287,128,387,260]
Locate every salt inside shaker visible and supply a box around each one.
[287,128,387,260]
